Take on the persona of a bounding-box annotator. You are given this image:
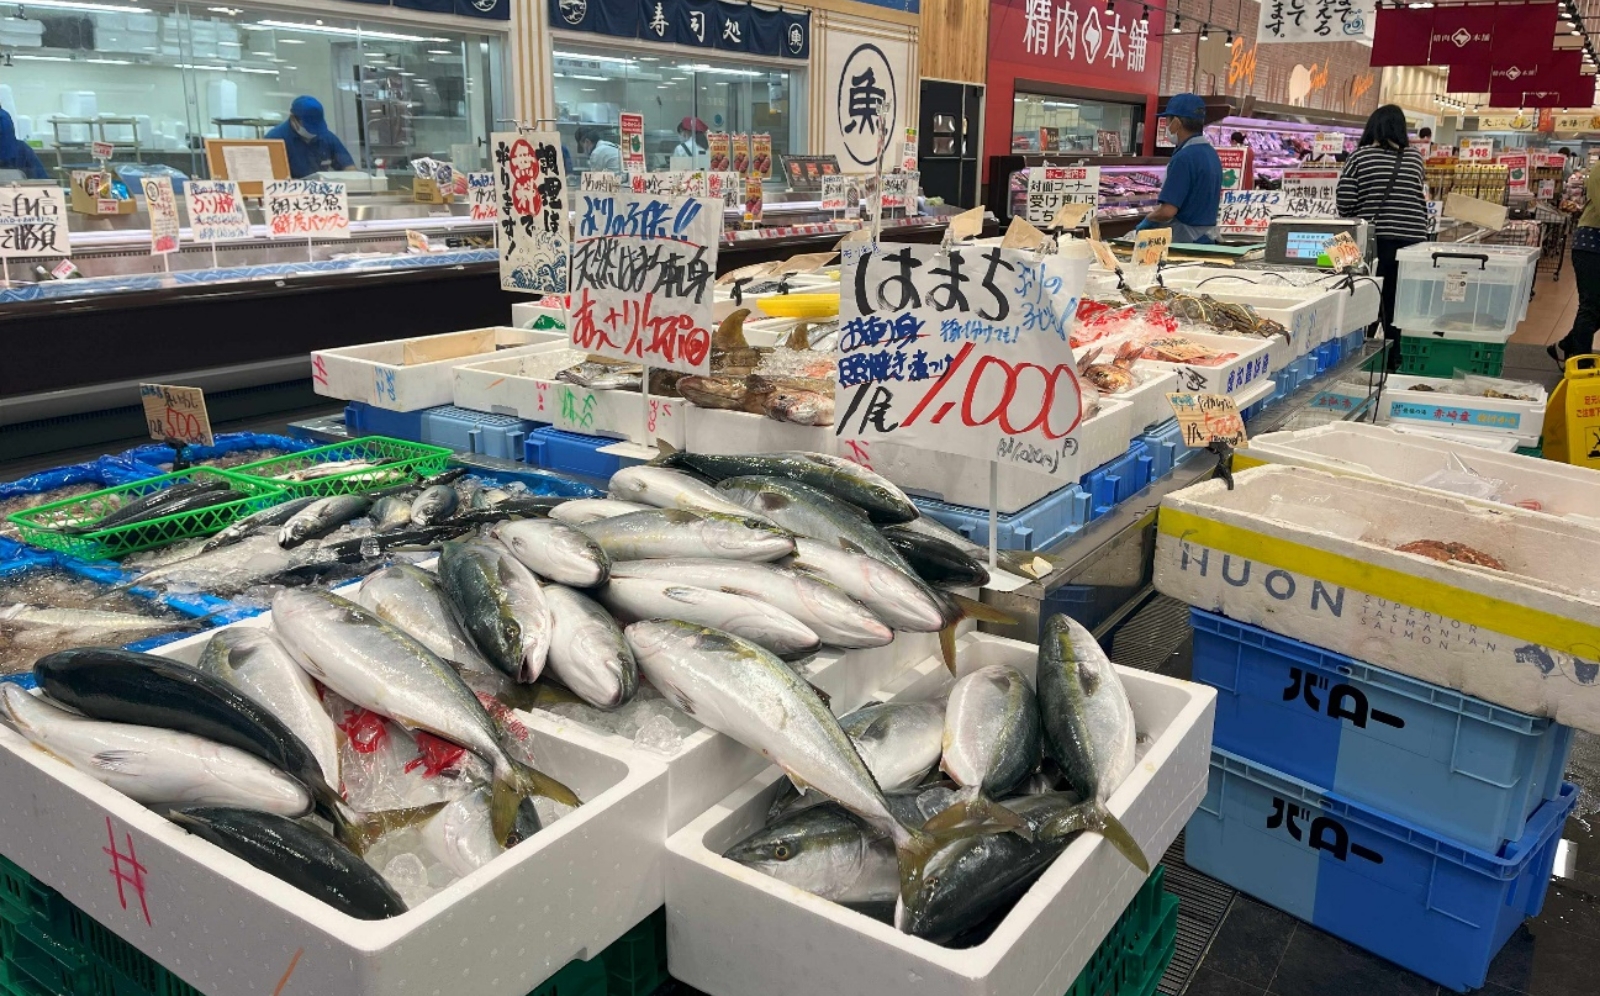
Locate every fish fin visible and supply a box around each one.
[921,791,1033,840]
[332,799,448,857]
[806,681,832,709]
[650,439,682,466]
[782,322,811,351]
[1072,801,1149,873]
[780,766,813,795]
[491,759,581,847]
[713,309,753,351]
[90,749,145,773]
[938,625,958,675]
[951,593,1016,626]
[919,785,979,832]
[894,823,1011,906]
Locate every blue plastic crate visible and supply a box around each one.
[524,428,627,480]
[1189,610,1572,853]
[1342,329,1366,358]
[422,406,541,461]
[1272,364,1302,402]
[1081,441,1152,520]
[1295,353,1319,385]
[1186,749,1576,992]
[1314,341,1339,374]
[1135,419,1189,481]
[913,483,1092,552]
[344,403,428,442]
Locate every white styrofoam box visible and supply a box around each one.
[60,91,97,118]
[1116,365,1181,434]
[510,300,567,330]
[1141,280,1341,362]
[1154,463,1600,733]
[0,616,671,996]
[851,397,1136,513]
[1234,373,1276,411]
[125,12,159,31]
[664,631,1216,996]
[1159,267,1380,335]
[206,79,237,122]
[452,353,688,450]
[1376,374,1547,438]
[1244,422,1600,521]
[683,406,835,457]
[1130,331,1275,400]
[314,327,569,412]
[1393,243,1537,340]
[1388,422,1523,451]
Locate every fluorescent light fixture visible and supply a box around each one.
[553,50,634,64]
[85,58,131,64]
[207,5,242,12]
[569,73,609,81]
[398,71,414,76]
[0,0,149,10]
[13,54,71,61]
[251,50,273,56]
[254,19,447,43]
[427,48,452,54]
[278,38,303,44]
[581,87,596,92]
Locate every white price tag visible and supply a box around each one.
[1443,271,1468,303]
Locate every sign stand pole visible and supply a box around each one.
[641,363,652,446]
[2,258,9,289]
[210,240,219,270]
[987,461,999,570]
[306,235,314,264]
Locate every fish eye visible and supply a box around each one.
[772,844,792,860]
[926,875,940,890]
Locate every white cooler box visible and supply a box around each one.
[452,352,688,450]
[312,327,570,412]
[1376,374,1546,443]
[1392,243,1538,340]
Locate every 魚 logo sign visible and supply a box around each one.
[837,43,896,167]
[788,23,804,54]
[559,0,586,26]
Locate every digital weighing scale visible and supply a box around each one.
[1263,218,1370,267]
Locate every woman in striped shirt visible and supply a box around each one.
[1336,105,1430,370]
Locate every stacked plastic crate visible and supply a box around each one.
[1180,606,1576,992]
[1390,243,1542,377]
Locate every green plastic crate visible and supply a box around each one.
[4,468,287,560]
[1064,865,1178,996]
[1397,336,1507,377]
[601,908,668,996]
[228,436,453,498]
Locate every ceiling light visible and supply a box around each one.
[581,87,596,92]
[427,48,452,54]
[1172,13,1181,31]
[206,5,241,12]
[278,38,303,44]
[1225,30,1235,46]
[1200,23,1210,39]
[1140,4,1149,24]
[552,50,634,64]
[568,73,609,81]
[85,57,131,64]
[253,19,446,43]
[13,54,70,61]
[0,0,149,10]
[251,50,273,56]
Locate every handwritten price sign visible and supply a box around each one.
[185,180,250,243]
[0,185,68,259]
[468,172,497,221]
[141,176,180,255]
[569,191,719,375]
[1167,392,1247,448]
[263,180,349,239]
[835,243,1092,478]
[139,383,214,447]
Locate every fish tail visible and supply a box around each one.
[1073,801,1149,873]
[950,593,1017,626]
[938,625,958,675]
[331,798,448,856]
[921,790,1035,841]
[648,439,682,465]
[492,759,580,846]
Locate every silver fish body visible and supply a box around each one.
[278,494,372,548]
[724,805,897,903]
[0,604,181,635]
[410,485,460,527]
[609,559,892,649]
[2,685,311,815]
[607,466,757,519]
[202,496,319,551]
[840,700,946,792]
[660,451,917,524]
[196,628,341,786]
[421,787,501,877]
[1037,614,1136,803]
[600,578,821,659]
[941,664,1041,800]
[543,585,638,710]
[717,476,915,573]
[783,538,947,632]
[491,519,611,588]
[438,539,553,683]
[547,498,652,525]
[355,563,494,674]
[574,509,794,563]
[369,496,415,533]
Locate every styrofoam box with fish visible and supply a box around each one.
[1128,330,1274,401]
[1377,374,1548,438]
[1076,346,1180,434]
[1153,464,1600,735]
[1136,283,1337,371]
[663,631,1216,996]
[452,353,688,450]
[846,396,1137,513]
[1242,423,1600,523]
[0,612,672,996]
[1160,267,1379,336]
[683,406,836,459]
[313,327,571,413]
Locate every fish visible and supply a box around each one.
[168,807,408,920]
[270,589,579,845]
[725,804,898,904]
[61,480,237,534]
[655,450,918,524]
[547,498,652,525]
[200,497,320,551]
[609,559,892,649]
[925,664,1040,835]
[355,563,495,674]
[196,628,341,787]
[410,485,459,527]
[318,523,476,561]
[880,526,991,589]
[676,375,766,413]
[277,495,372,548]
[762,386,834,426]
[0,604,193,635]
[607,466,758,519]
[900,792,1137,941]
[600,577,820,659]
[839,700,947,792]
[573,509,795,563]
[717,476,914,573]
[624,620,976,909]
[272,458,394,483]
[420,787,508,878]
[491,519,611,588]
[369,495,416,533]
[542,585,638,709]
[782,538,947,632]
[557,359,641,390]
[438,540,553,683]
[2,686,312,816]
[1034,614,1145,871]
[470,487,511,510]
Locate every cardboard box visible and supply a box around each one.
[1154,464,1600,733]
[664,631,1215,996]
[413,176,453,204]
[312,327,569,412]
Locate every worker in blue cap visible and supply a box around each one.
[266,96,355,179]
[1134,93,1222,244]
[0,109,47,180]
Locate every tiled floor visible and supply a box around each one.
[1511,261,1578,349]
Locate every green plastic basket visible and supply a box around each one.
[4,468,288,561]
[227,436,453,498]
[1397,335,1507,377]
[1064,865,1178,996]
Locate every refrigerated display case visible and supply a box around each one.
[987,154,1167,237]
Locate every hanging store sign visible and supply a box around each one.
[1256,0,1373,45]
[492,131,570,295]
[552,0,810,59]
[1555,114,1600,132]
[995,0,1160,88]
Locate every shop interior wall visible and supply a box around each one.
[918,0,989,84]
[809,9,919,175]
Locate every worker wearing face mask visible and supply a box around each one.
[266,96,356,179]
[1134,93,1222,244]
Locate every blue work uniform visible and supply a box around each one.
[0,110,47,180]
[1152,134,1223,244]
[265,96,354,179]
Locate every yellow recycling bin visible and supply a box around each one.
[1542,354,1600,468]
